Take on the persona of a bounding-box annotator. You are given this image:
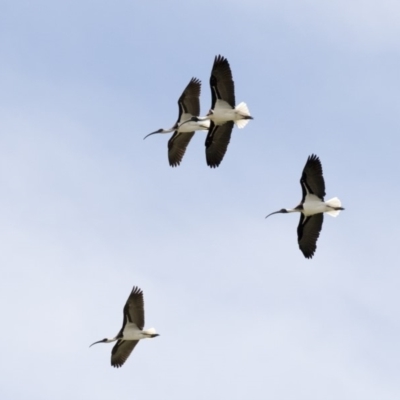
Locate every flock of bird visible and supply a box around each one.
[144,55,253,168]
[91,55,345,367]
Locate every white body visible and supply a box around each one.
[122,323,158,340]
[178,118,210,132]
[302,195,343,217]
[207,100,252,128]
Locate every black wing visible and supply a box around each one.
[111,340,139,368]
[168,131,195,167]
[205,121,234,168]
[122,286,145,330]
[297,213,324,259]
[300,154,326,201]
[177,77,201,122]
[209,55,235,109]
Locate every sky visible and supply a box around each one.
[1,0,400,399]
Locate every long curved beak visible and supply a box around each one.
[89,339,105,347]
[265,210,284,219]
[143,131,160,140]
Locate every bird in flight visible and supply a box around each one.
[90,286,159,368]
[265,154,344,259]
[187,55,253,168]
[144,77,209,167]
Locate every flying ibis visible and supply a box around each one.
[187,55,253,168]
[144,77,209,167]
[90,286,159,368]
[265,154,344,259]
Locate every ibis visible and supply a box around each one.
[265,154,344,259]
[188,55,253,168]
[90,286,159,368]
[144,77,209,167]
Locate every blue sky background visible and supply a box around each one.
[1,1,399,399]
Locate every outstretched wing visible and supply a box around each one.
[122,286,145,330]
[205,121,234,168]
[111,340,139,368]
[209,55,235,109]
[297,213,324,259]
[300,154,326,201]
[177,77,201,123]
[168,131,196,167]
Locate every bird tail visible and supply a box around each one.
[145,327,157,334]
[235,102,253,129]
[325,197,344,217]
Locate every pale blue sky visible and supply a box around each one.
[1,1,400,399]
